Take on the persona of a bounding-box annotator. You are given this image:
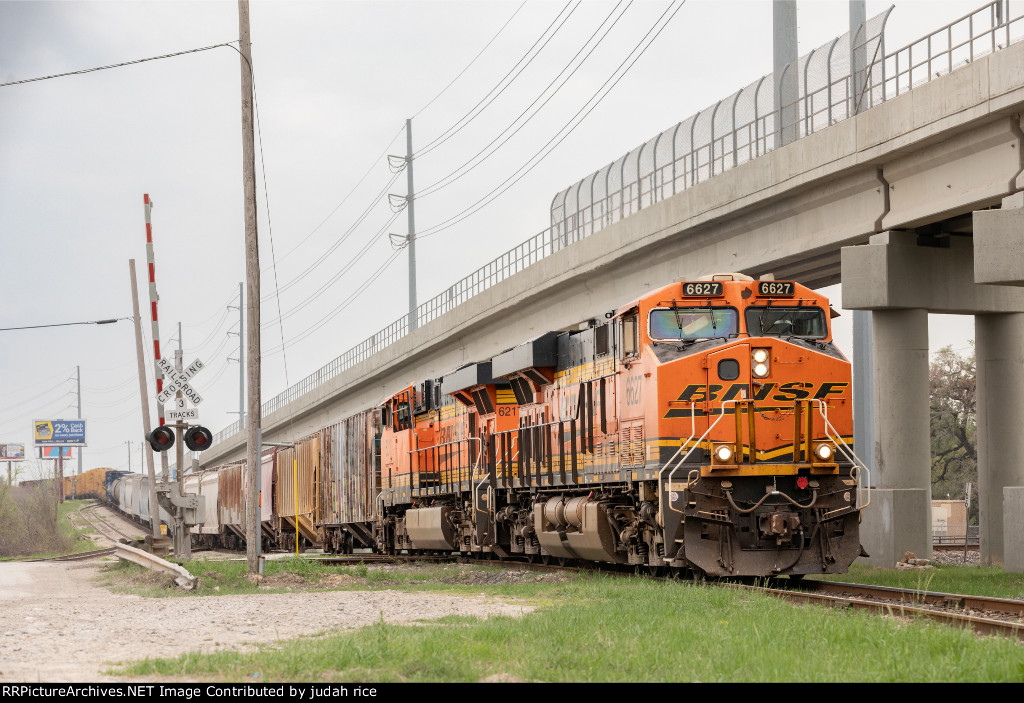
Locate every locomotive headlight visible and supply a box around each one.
[752,349,770,378]
[714,444,734,463]
[813,443,834,461]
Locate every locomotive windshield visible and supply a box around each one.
[745,306,826,338]
[649,307,738,341]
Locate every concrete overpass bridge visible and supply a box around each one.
[202,2,1024,571]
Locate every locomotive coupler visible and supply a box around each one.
[757,510,800,546]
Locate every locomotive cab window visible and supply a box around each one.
[648,306,738,341]
[596,323,611,356]
[621,313,639,357]
[745,306,826,338]
[395,401,411,431]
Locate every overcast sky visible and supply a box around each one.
[0,0,990,479]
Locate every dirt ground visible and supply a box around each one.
[0,559,533,682]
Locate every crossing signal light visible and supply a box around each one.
[146,426,175,452]
[184,426,213,452]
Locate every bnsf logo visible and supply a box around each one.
[673,381,848,403]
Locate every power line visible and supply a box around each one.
[417,1,631,199]
[2,367,75,399]
[416,1,685,242]
[411,1,529,119]
[268,125,406,270]
[259,169,403,303]
[183,288,239,328]
[0,379,74,419]
[264,248,405,356]
[0,42,237,88]
[414,0,581,159]
[261,210,402,329]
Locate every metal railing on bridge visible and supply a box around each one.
[214,1,1024,446]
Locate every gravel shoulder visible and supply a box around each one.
[0,560,533,683]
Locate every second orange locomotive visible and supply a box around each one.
[376,272,867,577]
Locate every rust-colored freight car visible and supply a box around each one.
[276,433,321,550]
[217,449,278,550]
[217,460,246,549]
[319,410,380,553]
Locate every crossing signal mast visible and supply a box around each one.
[145,351,212,557]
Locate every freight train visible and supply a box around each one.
[87,273,869,578]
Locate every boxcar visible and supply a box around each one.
[275,433,321,550]
[319,410,380,553]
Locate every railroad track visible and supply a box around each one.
[77,501,144,545]
[750,578,1024,641]
[24,547,117,563]
[461,556,1024,641]
[311,553,455,565]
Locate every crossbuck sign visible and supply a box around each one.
[156,357,205,405]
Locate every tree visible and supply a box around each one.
[929,344,977,524]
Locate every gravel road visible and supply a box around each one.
[0,560,533,683]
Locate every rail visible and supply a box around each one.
[214,2,1023,447]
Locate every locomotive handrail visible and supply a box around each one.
[657,401,698,517]
[407,436,483,493]
[472,446,511,518]
[658,399,742,531]
[808,399,872,510]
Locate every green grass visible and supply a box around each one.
[113,569,1024,683]
[818,563,1024,599]
[101,555,565,599]
[60,499,100,553]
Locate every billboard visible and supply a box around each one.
[0,443,25,460]
[40,446,74,459]
[33,419,87,447]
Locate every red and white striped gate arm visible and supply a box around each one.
[144,193,166,427]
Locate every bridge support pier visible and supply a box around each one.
[1004,487,1024,573]
[842,230,1024,568]
[975,312,1024,566]
[975,199,1024,568]
[861,308,932,566]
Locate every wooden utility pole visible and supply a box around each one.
[239,0,262,574]
[130,259,161,538]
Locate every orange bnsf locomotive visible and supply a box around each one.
[375,273,868,578]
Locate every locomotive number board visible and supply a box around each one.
[680,281,723,297]
[757,281,795,297]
